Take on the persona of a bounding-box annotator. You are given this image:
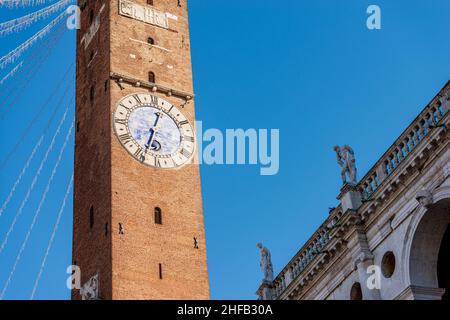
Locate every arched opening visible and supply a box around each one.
[408,197,450,300]
[437,225,450,300]
[350,282,362,300]
[148,71,155,84]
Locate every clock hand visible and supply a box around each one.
[145,128,154,149]
[153,112,162,127]
[144,112,164,154]
[145,127,161,151]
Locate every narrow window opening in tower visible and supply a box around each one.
[89,9,94,24]
[79,0,86,11]
[105,222,109,236]
[89,206,94,229]
[155,207,162,225]
[119,223,125,235]
[159,264,163,279]
[194,236,199,249]
[76,121,80,132]
[104,80,108,92]
[90,86,95,102]
[178,0,182,7]
[148,72,155,84]
[147,0,153,6]
[147,37,155,45]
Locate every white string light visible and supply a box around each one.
[0,101,70,255]
[0,0,50,7]
[0,0,72,36]
[0,121,74,300]
[0,10,67,69]
[0,61,23,85]
[0,135,43,218]
[30,174,73,300]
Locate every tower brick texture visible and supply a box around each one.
[73,0,209,300]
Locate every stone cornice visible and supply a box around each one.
[110,72,195,101]
[360,114,449,227]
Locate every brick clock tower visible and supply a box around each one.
[73,0,209,300]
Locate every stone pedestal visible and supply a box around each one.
[337,183,362,213]
[257,281,274,300]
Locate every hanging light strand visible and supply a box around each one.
[0,97,72,256]
[0,0,50,8]
[30,174,73,300]
[0,0,73,36]
[0,9,67,69]
[0,18,67,117]
[0,61,23,85]
[0,62,74,171]
[0,121,74,300]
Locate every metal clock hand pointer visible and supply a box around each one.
[145,112,162,151]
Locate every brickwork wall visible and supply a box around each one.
[73,0,113,300]
[73,0,209,300]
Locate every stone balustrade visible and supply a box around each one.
[270,207,344,299]
[268,82,449,300]
[358,92,448,199]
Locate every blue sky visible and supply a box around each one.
[0,0,449,300]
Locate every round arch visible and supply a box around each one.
[402,185,450,300]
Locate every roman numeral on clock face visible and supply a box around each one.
[179,120,189,126]
[134,147,144,160]
[118,133,132,145]
[180,148,192,158]
[184,136,195,143]
[115,118,127,125]
[133,94,142,104]
[151,95,159,105]
[119,103,130,111]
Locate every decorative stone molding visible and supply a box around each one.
[110,72,194,101]
[257,280,274,300]
[395,285,445,300]
[444,161,450,178]
[416,189,433,208]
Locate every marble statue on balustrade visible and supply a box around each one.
[257,243,274,282]
[334,145,358,185]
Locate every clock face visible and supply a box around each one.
[113,93,196,169]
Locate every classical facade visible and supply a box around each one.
[258,81,450,300]
[73,0,209,299]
